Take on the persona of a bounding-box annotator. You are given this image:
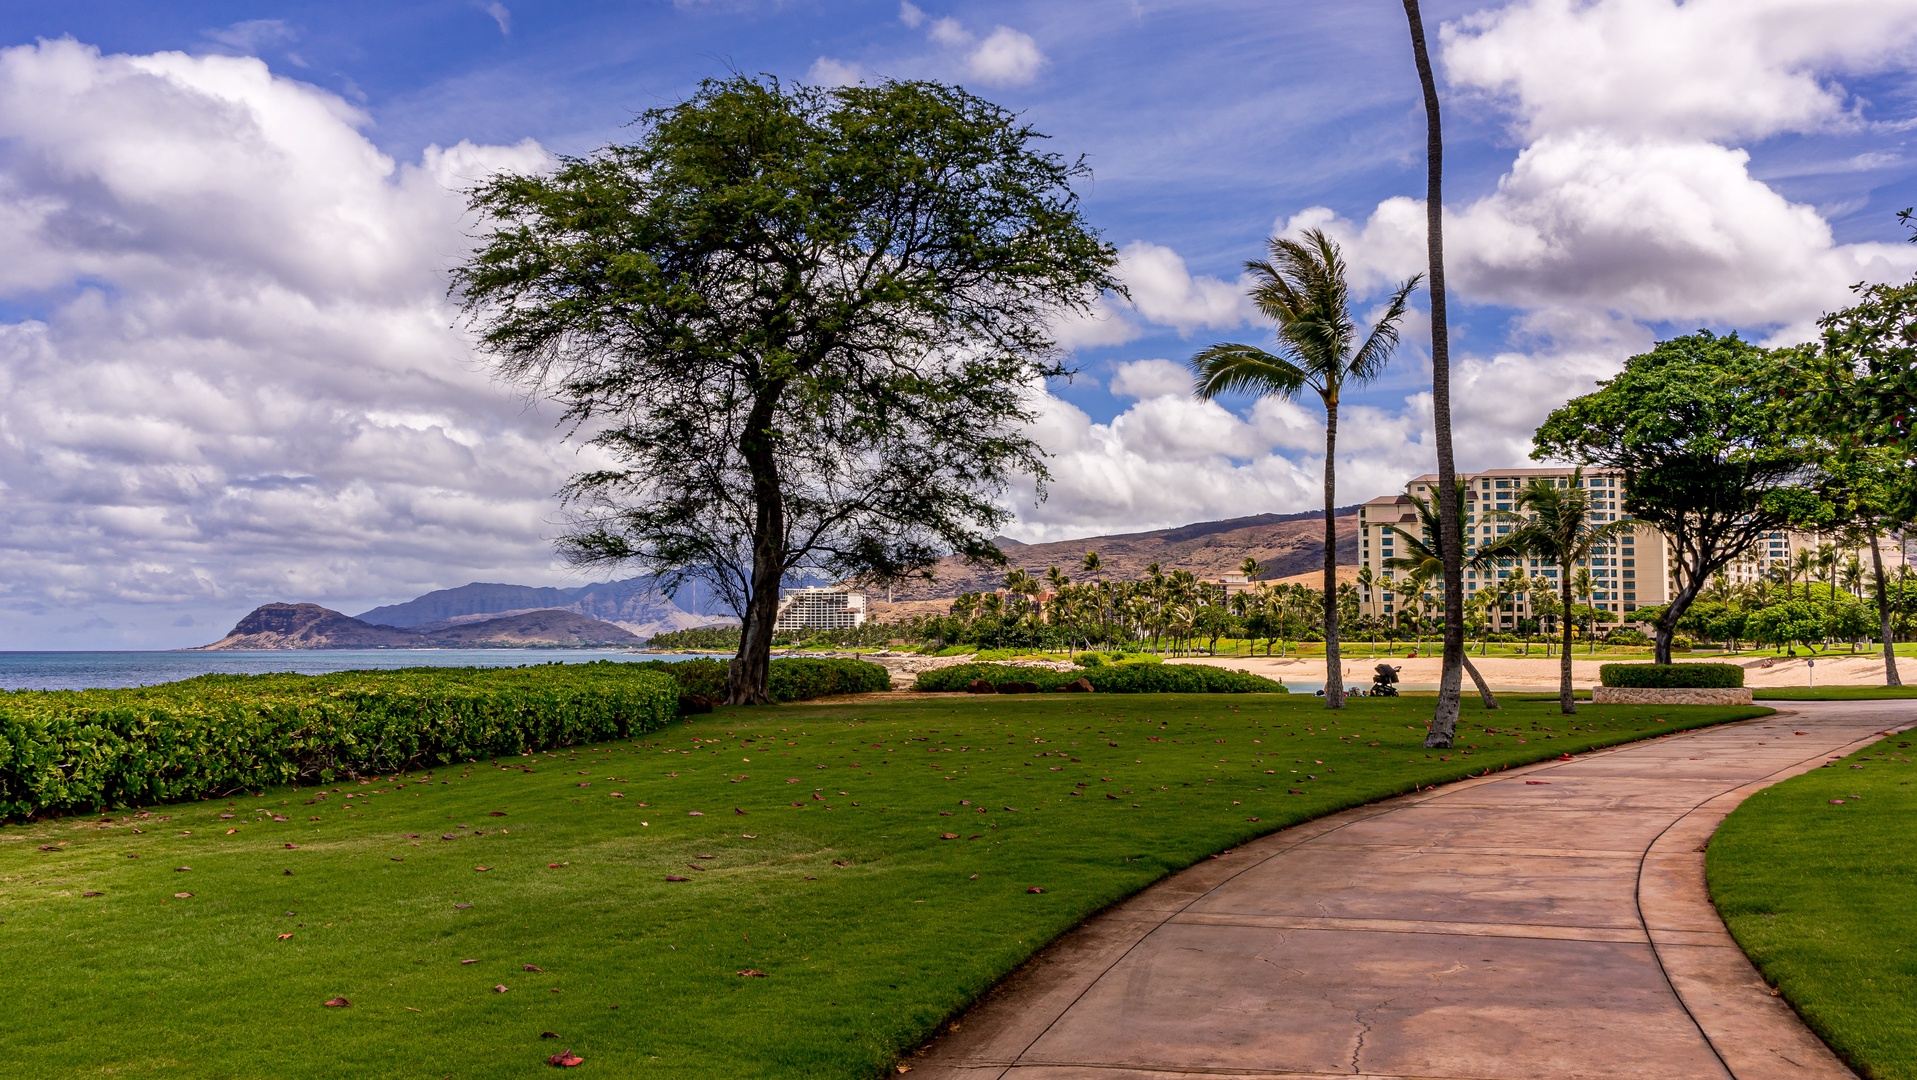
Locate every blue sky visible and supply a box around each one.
[2,0,1916,647]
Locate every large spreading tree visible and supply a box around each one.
[454,76,1119,704]
[1533,332,1824,664]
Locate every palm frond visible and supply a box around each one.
[1348,274,1422,383]
[1188,343,1308,401]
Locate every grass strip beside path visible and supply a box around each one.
[1710,729,1917,1080]
[1753,686,1917,700]
[0,694,1765,1079]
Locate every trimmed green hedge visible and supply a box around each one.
[0,662,679,820]
[913,662,1288,694]
[1599,662,1744,688]
[630,656,892,702]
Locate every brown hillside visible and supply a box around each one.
[873,509,1360,604]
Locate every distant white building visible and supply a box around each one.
[773,586,867,633]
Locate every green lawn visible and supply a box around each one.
[1710,731,1917,1079]
[1,694,1766,1079]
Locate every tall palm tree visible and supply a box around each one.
[1382,482,1501,708]
[1491,469,1636,714]
[1572,567,1596,654]
[1191,229,1418,710]
[1400,0,1465,748]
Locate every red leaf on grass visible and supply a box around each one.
[323,997,350,1007]
[541,1031,559,1039]
[489,811,507,817]
[1027,887,1045,894]
[442,835,456,840]
[547,1050,584,1067]
[523,964,543,972]
[547,862,567,869]
[461,959,479,964]
[494,985,510,993]
[664,875,690,882]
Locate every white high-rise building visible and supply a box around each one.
[773,586,868,633]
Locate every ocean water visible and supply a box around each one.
[0,649,705,692]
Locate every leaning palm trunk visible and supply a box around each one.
[1461,654,1498,709]
[1402,0,1464,746]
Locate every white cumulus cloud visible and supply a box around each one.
[0,39,576,647]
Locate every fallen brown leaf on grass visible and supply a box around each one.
[548,1050,584,1067]
[174,892,193,898]
[174,867,190,872]
[1026,887,1045,894]
[547,862,569,869]
[523,964,543,972]
[454,903,473,909]
[687,810,704,816]
[475,866,491,872]
[940,833,958,840]
[742,834,757,839]
[489,811,507,816]
[324,997,351,1008]
[284,843,297,849]
[82,891,103,897]
[737,969,766,977]
[278,933,294,940]
[664,875,690,882]
[541,1031,559,1039]
[461,959,479,965]
[494,985,510,994]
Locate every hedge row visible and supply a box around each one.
[0,662,679,820]
[1598,662,1745,689]
[630,656,893,702]
[913,662,1289,694]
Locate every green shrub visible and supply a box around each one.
[913,662,1287,694]
[1598,662,1743,688]
[629,656,889,702]
[1073,653,1106,668]
[0,662,679,820]
[1602,628,1651,646]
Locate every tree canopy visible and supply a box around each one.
[1533,331,1823,663]
[454,76,1120,703]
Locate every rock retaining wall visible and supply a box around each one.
[1592,687,1753,705]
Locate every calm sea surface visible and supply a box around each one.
[0,650,704,692]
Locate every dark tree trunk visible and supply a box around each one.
[1404,0,1463,747]
[1322,401,1345,709]
[1870,528,1903,687]
[728,391,786,706]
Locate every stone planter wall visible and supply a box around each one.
[1591,687,1753,705]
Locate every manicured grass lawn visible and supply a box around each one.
[1,694,1766,1079]
[1754,686,1917,700]
[1710,730,1917,1079]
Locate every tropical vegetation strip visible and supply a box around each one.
[1709,730,1917,1080]
[0,693,1762,1078]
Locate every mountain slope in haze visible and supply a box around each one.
[197,604,641,650]
[356,578,724,638]
[879,507,1361,603]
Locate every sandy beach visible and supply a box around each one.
[1167,651,1917,691]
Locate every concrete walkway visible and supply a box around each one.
[909,701,1916,1080]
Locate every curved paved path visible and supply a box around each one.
[909,701,1915,1080]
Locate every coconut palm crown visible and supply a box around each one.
[1190,227,1419,710]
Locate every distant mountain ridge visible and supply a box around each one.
[197,603,642,650]
[356,577,729,638]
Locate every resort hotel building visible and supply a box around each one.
[1353,467,1901,630]
[773,586,868,633]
